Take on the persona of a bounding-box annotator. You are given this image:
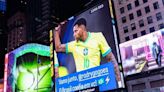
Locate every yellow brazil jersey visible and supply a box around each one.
[66,32,111,72]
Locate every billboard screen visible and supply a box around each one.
[54,0,124,91]
[15,53,52,92]
[4,43,53,92]
[119,29,164,76]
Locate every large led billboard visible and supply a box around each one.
[120,29,164,76]
[4,43,53,92]
[54,0,124,91]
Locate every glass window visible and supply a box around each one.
[120,7,124,14]
[123,26,128,33]
[122,16,126,23]
[136,10,142,17]
[118,0,124,5]
[133,33,138,38]
[125,36,130,41]
[131,23,136,30]
[141,30,146,35]
[135,0,140,7]
[127,3,132,10]
[147,16,153,24]
[156,12,162,21]
[129,13,134,20]
[139,20,144,27]
[149,27,155,33]
[158,23,164,29]
[145,6,150,13]
[153,2,159,10]
[143,0,148,3]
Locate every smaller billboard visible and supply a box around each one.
[0,0,6,12]
[4,43,52,92]
[120,29,164,76]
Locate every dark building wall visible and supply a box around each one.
[26,0,42,43]
[0,13,7,78]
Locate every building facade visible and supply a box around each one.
[113,0,164,43]
[34,0,55,45]
[26,0,56,45]
[113,0,164,91]
[7,11,26,52]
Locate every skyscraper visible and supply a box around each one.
[26,0,57,45]
[7,0,54,47]
[7,0,100,47]
[7,11,27,52]
[34,0,55,45]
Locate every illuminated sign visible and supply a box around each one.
[4,43,52,92]
[120,29,164,76]
[56,62,117,92]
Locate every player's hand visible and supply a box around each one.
[55,25,61,32]
[55,20,67,34]
[60,20,67,25]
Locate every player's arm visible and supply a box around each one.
[105,52,121,81]
[54,51,59,78]
[55,67,59,78]
[98,32,121,81]
[54,26,66,52]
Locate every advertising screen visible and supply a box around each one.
[15,53,52,92]
[4,43,53,92]
[54,0,124,91]
[119,29,164,76]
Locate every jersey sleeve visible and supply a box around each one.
[98,32,112,57]
[66,41,75,53]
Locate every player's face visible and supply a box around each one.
[73,25,83,41]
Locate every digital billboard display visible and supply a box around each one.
[15,53,52,92]
[54,0,124,91]
[0,0,6,12]
[4,43,53,92]
[119,29,164,76]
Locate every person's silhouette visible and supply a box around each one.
[152,42,162,67]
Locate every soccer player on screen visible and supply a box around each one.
[55,18,121,82]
